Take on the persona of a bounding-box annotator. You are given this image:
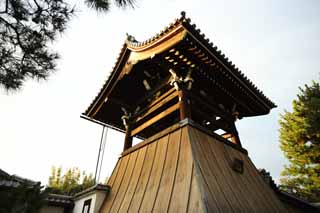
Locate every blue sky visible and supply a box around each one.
[0,0,319,185]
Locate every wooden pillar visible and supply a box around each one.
[123,125,133,151]
[230,122,242,147]
[178,89,191,120]
[122,113,133,151]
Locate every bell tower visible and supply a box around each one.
[82,12,289,212]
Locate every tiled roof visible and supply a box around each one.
[46,193,74,207]
[126,11,275,109]
[73,183,110,199]
[0,168,10,178]
[0,168,40,188]
[83,11,276,121]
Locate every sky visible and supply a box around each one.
[1,0,319,185]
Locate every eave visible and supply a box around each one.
[83,11,276,131]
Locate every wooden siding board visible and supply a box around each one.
[187,164,205,213]
[107,158,121,187]
[110,151,138,212]
[128,142,157,212]
[191,126,236,212]
[208,135,256,211]
[232,149,278,210]
[139,135,169,211]
[193,156,219,212]
[197,129,250,212]
[168,127,193,212]
[238,151,287,211]
[223,142,269,212]
[117,147,147,212]
[100,124,287,213]
[153,128,182,212]
[100,158,122,212]
[101,154,130,211]
[188,126,225,212]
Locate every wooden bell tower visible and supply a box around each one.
[82,12,293,212]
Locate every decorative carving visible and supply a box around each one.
[169,68,194,91]
[121,107,132,129]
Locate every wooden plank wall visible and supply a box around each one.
[100,126,204,212]
[188,126,287,212]
[100,125,287,212]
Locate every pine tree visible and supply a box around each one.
[0,0,134,91]
[279,80,320,202]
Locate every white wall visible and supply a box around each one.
[94,191,107,212]
[73,191,107,213]
[73,193,96,213]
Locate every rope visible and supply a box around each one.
[97,127,108,183]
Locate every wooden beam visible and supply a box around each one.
[187,91,233,122]
[219,125,241,146]
[147,86,175,109]
[134,87,175,118]
[108,98,132,111]
[134,90,178,123]
[192,107,233,133]
[221,133,237,144]
[131,103,180,136]
[135,77,172,108]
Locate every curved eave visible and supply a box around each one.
[83,21,187,121]
[125,17,184,51]
[84,44,131,118]
[179,20,276,111]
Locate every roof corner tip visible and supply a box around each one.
[180,11,186,18]
[125,33,138,44]
[179,10,191,24]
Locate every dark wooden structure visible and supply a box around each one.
[83,12,275,151]
[83,12,317,212]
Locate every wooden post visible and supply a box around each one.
[178,89,191,120]
[230,122,242,147]
[123,125,133,151]
[122,113,133,151]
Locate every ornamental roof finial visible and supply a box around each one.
[181,11,186,18]
[126,33,137,43]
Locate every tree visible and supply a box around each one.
[0,182,47,213]
[47,166,95,195]
[0,169,47,213]
[0,0,134,91]
[279,80,320,202]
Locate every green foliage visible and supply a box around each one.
[279,81,320,202]
[47,166,95,195]
[0,183,47,213]
[0,0,74,90]
[0,0,134,91]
